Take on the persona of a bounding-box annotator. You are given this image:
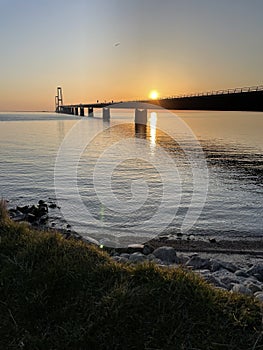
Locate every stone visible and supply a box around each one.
[231,284,253,296]
[26,213,36,223]
[129,252,146,263]
[254,292,263,302]
[39,215,48,224]
[49,203,57,209]
[203,274,228,290]
[235,270,249,278]
[12,213,26,222]
[142,245,154,255]
[246,283,262,294]
[120,253,130,259]
[177,254,189,265]
[153,246,178,263]
[16,205,29,214]
[127,244,145,254]
[186,256,211,270]
[209,259,222,272]
[38,200,46,206]
[219,261,238,273]
[247,264,263,280]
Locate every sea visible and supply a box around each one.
[0,109,262,247]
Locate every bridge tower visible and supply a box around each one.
[55,87,63,112]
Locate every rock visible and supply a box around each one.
[158,235,170,241]
[120,253,130,259]
[16,205,29,214]
[209,238,217,243]
[142,245,154,255]
[231,284,253,296]
[67,224,71,228]
[254,292,263,302]
[246,283,262,294]
[26,213,36,223]
[146,254,161,263]
[203,274,228,290]
[129,252,146,263]
[235,270,250,278]
[247,264,263,281]
[49,203,57,209]
[39,215,48,224]
[12,213,26,222]
[219,261,238,273]
[38,200,46,206]
[153,246,178,263]
[209,259,222,272]
[186,256,211,270]
[177,254,189,265]
[127,244,145,254]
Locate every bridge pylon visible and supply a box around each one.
[55,87,63,112]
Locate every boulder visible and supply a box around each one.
[153,246,178,263]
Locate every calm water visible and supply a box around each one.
[0,110,262,245]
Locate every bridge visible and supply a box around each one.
[55,84,263,118]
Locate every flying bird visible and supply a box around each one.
[114,42,121,47]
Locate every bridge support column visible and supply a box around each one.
[88,107,94,117]
[74,107,79,116]
[103,107,110,121]
[80,107,85,117]
[135,109,147,125]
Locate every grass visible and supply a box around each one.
[0,200,262,350]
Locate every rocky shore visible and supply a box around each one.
[111,244,263,302]
[8,200,263,301]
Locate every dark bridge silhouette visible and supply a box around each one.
[55,85,263,117]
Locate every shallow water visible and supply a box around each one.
[0,110,262,246]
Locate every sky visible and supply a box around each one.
[0,0,263,111]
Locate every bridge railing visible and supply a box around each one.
[161,85,263,100]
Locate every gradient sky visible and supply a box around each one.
[0,0,263,111]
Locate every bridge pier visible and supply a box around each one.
[102,107,110,121]
[135,109,147,125]
[88,107,94,117]
[80,107,85,117]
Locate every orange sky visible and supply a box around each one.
[0,0,263,111]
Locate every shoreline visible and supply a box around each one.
[7,199,263,256]
[148,237,263,256]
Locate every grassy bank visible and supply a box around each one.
[0,202,262,350]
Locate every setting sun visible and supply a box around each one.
[149,90,159,100]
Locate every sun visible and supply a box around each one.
[149,90,159,100]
